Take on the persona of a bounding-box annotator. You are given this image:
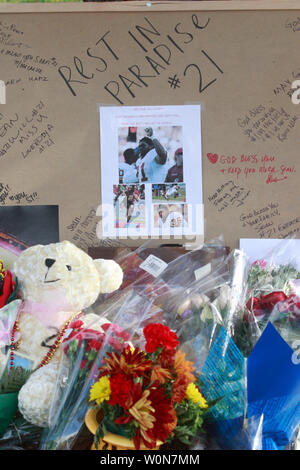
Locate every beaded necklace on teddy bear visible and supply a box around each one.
[9,302,82,371]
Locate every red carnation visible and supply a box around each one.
[108,373,134,409]
[69,319,84,330]
[101,323,131,342]
[86,338,103,352]
[143,323,179,353]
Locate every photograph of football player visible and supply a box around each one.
[152,183,186,203]
[119,148,139,184]
[165,148,183,183]
[118,126,183,184]
[113,184,145,229]
[153,204,188,230]
[135,127,168,184]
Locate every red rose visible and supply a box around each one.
[0,270,15,308]
[143,323,179,353]
[259,291,288,312]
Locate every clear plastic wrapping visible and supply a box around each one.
[40,292,157,450]
[39,238,228,450]
[196,241,300,450]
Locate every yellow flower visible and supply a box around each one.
[89,376,111,405]
[185,383,208,409]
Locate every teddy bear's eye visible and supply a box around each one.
[66,265,72,271]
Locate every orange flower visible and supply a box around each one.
[99,346,153,378]
[174,350,196,384]
[172,376,190,404]
[150,365,172,385]
[172,350,196,404]
[157,348,176,369]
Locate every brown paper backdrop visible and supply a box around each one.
[0,1,299,251]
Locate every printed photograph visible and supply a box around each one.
[113,184,146,229]
[118,126,183,184]
[0,205,59,269]
[153,204,189,230]
[0,205,59,247]
[152,183,186,203]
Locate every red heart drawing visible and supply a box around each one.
[207,153,218,164]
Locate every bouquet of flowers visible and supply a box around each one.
[195,249,300,450]
[40,286,164,450]
[88,323,209,450]
[41,319,131,450]
[234,257,300,357]
[247,258,300,295]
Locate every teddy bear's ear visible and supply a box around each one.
[93,259,123,294]
[13,245,44,277]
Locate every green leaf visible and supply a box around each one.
[94,424,104,450]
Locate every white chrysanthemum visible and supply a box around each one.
[18,363,59,427]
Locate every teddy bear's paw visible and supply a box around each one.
[18,362,59,427]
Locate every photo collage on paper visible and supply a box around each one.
[100,106,203,238]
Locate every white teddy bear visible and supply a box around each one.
[1,240,123,428]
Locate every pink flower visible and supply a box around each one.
[252,259,267,269]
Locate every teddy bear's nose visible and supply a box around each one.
[45,258,56,268]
